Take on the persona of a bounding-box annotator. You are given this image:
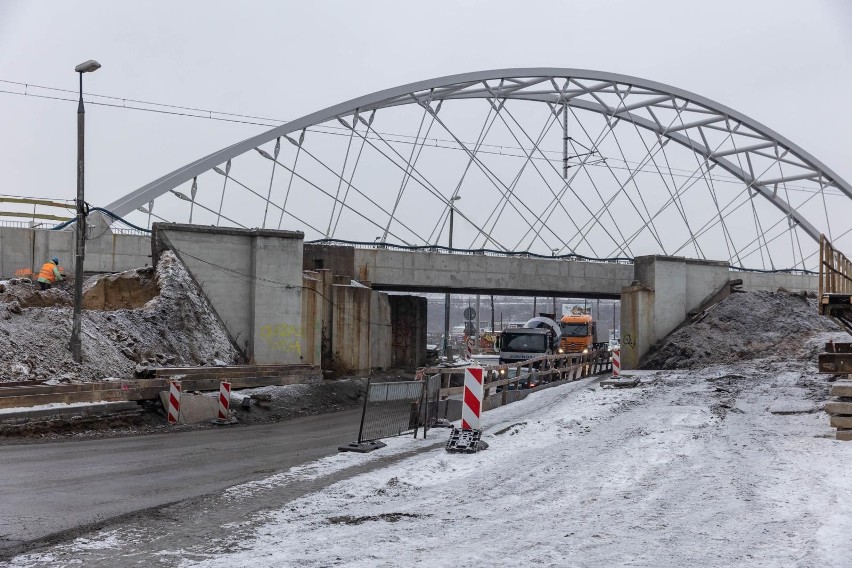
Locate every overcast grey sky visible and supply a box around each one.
[1,0,851,222]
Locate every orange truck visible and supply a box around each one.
[559,307,598,354]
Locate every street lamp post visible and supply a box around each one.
[443,195,461,360]
[70,59,101,363]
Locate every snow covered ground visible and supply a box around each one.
[6,332,851,567]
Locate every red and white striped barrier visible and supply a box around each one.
[218,381,231,420]
[461,367,483,430]
[612,348,621,378]
[167,380,181,424]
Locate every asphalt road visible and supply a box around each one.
[0,408,362,559]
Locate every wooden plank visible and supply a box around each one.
[818,353,852,374]
[830,382,852,397]
[824,342,852,353]
[179,374,320,392]
[151,365,317,377]
[0,374,320,409]
[837,429,852,441]
[0,379,47,388]
[824,401,852,415]
[829,415,852,429]
[600,378,640,388]
[0,379,165,397]
[0,387,163,409]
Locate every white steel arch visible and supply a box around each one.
[106,68,852,271]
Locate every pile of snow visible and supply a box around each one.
[641,290,844,369]
[0,251,238,382]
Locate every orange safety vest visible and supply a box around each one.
[38,262,58,283]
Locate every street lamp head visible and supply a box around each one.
[75,60,101,73]
[450,195,462,202]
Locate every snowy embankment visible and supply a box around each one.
[11,335,851,567]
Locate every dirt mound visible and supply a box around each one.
[83,268,159,310]
[640,290,845,370]
[0,280,72,309]
[0,251,239,382]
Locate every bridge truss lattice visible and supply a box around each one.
[106,69,852,271]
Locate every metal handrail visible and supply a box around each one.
[306,238,634,264]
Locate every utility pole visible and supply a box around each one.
[443,195,461,360]
[475,294,481,354]
[70,59,101,363]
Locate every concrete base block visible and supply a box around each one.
[836,429,852,441]
[159,391,219,424]
[0,401,141,425]
[338,440,387,453]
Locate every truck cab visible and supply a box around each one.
[559,309,597,354]
[497,327,556,365]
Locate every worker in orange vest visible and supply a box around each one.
[37,257,63,291]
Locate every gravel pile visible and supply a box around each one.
[640,290,845,370]
[0,251,239,383]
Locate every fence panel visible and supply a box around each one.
[357,380,425,443]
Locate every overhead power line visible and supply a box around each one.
[0,78,844,197]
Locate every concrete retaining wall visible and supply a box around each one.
[153,223,304,365]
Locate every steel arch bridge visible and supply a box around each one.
[106,68,852,271]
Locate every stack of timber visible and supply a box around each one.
[818,341,852,441]
[825,378,852,441]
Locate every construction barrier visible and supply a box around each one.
[466,337,474,359]
[339,379,426,452]
[461,367,483,430]
[167,380,181,424]
[612,348,621,377]
[218,381,231,420]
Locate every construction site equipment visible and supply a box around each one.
[559,307,598,354]
[498,317,561,365]
[166,381,181,424]
[461,367,483,430]
[428,348,612,404]
[339,378,429,453]
[446,427,487,453]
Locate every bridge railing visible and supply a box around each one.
[819,234,852,310]
[306,238,634,264]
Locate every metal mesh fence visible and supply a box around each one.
[357,379,425,443]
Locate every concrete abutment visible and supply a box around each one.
[620,255,818,369]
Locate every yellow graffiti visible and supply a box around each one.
[259,323,302,356]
